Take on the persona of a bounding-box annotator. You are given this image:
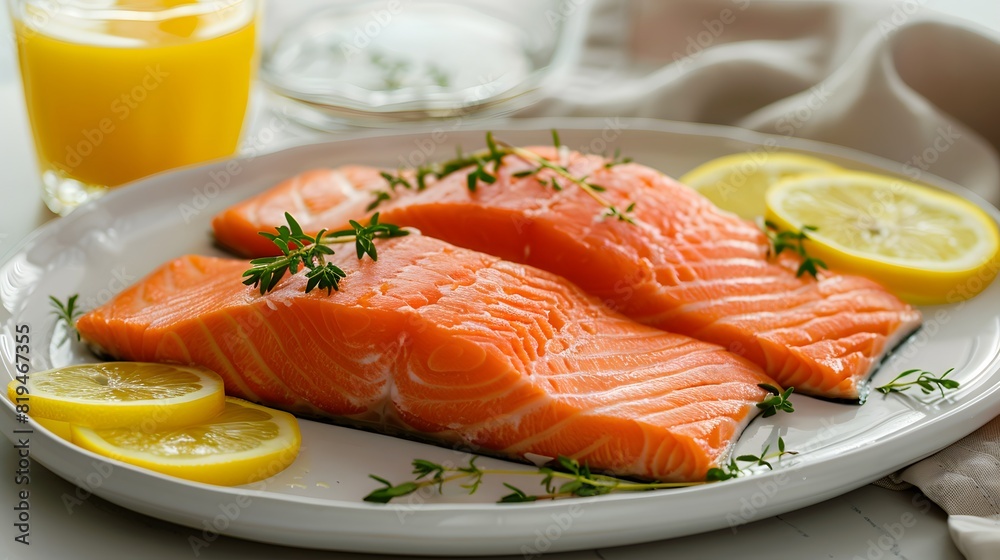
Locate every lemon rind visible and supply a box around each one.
[71,398,302,486]
[765,170,1000,304]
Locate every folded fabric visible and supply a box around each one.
[520,0,1000,207]
[950,516,1000,560]
[883,418,1000,559]
[896,417,1000,519]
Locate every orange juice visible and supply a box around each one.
[12,0,257,214]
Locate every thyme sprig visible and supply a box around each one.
[706,437,798,481]
[379,171,412,192]
[365,456,698,504]
[369,52,451,90]
[370,52,409,90]
[763,221,828,279]
[371,131,637,223]
[366,191,393,212]
[499,137,637,225]
[875,368,959,399]
[756,383,795,418]
[50,294,84,341]
[603,148,633,169]
[365,439,797,504]
[242,212,408,295]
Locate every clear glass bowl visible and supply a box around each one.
[260,0,588,129]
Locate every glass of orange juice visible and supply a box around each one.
[9,0,259,215]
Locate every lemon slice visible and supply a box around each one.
[766,171,1000,304]
[681,152,841,219]
[9,362,225,430]
[35,417,73,442]
[72,398,301,486]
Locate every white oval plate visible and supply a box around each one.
[2,119,999,557]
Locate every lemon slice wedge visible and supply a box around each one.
[765,171,1000,304]
[9,362,225,430]
[72,397,301,486]
[35,417,73,442]
[680,152,841,219]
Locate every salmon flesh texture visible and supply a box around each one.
[211,149,922,400]
[76,234,777,482]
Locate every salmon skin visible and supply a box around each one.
[211,148,922,400]
[76,234,777,482]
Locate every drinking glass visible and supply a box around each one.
[260,0,587,129]
[9,0,259,215]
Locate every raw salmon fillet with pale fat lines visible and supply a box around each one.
[213,166,384,258]
[75,234,777,482]
[211,148,922,400]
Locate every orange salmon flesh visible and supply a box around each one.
[211,149,922,400]
[76,234,778,481]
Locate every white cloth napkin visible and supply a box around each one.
[951,516,1000,559]
[881,416,1000,558]
[518,1,1000,557]
[519,0,1000,207]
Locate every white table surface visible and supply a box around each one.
[1,2,997,559]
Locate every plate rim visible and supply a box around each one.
[2,117,999,553]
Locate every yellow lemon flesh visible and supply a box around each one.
[72,397,301,486]
[35,417,73,442]
[680,152,841,220]
[8,362,225,430]
[765,171,1000,304]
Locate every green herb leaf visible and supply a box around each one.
[363,476,421,503]
[363,436,799,504]
[380,171,412,192]
[876,368,959,399]
[604,148,633,169]
[243,213,408,295]
[756,383,795,418]
[499,483,538,503]
[763,222,828,279]
[50,294,85,341]
[364,131,638,225]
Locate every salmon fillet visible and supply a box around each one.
[212,166,384,257]
[211,149,922,400]
[75,234,776,481]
